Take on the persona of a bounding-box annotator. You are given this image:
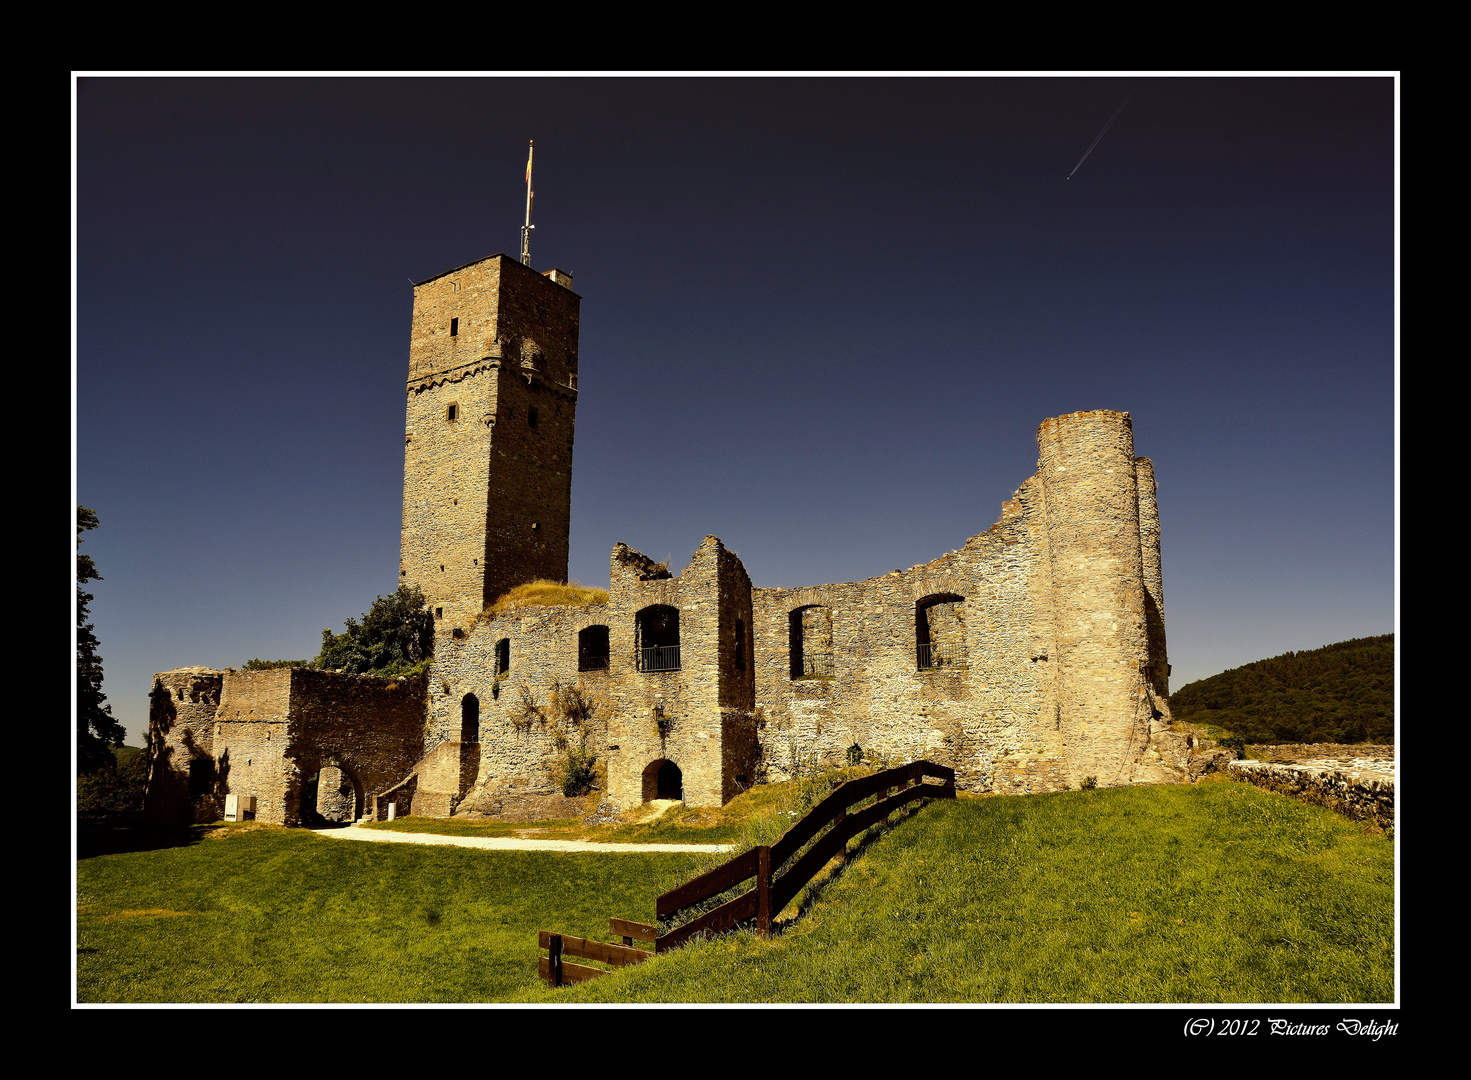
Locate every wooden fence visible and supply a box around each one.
[538,760,955,987]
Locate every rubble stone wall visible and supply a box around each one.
[1228,757,1395,832]
[401,254,581,636]
[144,668,225,826]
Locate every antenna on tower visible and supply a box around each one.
[520,140,535,266]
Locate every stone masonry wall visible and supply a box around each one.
[210,669,294,826]
[1038,410,1153,788]
[421,535,761,814]
[280,668,427,826]
[428,600,609,815]
[401,254,580,637]
[144,668,225,825]
[1228,755,1395,833]
[207,668,425,827]
[1135,456,1170,704]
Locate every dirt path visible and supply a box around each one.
[311,825,732,854]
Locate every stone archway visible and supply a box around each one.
[298,758,365,826]
[641,758,683,802]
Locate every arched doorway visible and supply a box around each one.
[299,759,364,827]
[641,758,683,802]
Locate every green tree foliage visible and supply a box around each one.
[315,585,435,677]
[78,507,126,774]
[1170,634,1393,744]
[242,658,311,671]
[77,746,150,818]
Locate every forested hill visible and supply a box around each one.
[1170,635,1393,744]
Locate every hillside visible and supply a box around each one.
[1170,634,1393,744]
[76,783,1393,1003]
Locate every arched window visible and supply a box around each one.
[461,693,480,743]
[635,606,680,672]
[578,624,610,671]
[916,594,967,670]
[789,604,834,679]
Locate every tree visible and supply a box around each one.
[78,507,126,775]
[315,585,435,677]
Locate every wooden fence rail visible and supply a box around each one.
[537,759,955,987]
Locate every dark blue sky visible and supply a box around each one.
[75,76,1397,745]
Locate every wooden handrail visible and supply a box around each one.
[537,760,956,986]
[654,760,955,951]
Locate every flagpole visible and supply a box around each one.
[520,140,535,266]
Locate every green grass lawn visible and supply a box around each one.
[76,779,1393,1003]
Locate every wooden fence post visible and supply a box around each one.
[548,933,563,988]
[756,845,772,938]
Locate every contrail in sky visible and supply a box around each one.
[1067,89,1134,180]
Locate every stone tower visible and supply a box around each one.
[400,254,580,636]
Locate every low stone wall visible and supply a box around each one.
[456,789,600,823]
[1227,753,1395,833]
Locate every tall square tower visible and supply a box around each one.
[400,254,580,635]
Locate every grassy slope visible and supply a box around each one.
[522,782,1394,1004]
[77,782,1393,1004]
[77,827,700,1003]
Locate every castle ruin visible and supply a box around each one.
[146,252,1189,827]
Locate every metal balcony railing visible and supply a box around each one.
[578,653,610,672]
[639,645,681,673]
[795,654,835,678]
[916,642,968,671]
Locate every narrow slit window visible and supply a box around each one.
[450,317,459,336]
[446,403,458,421]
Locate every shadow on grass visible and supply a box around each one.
[775,801,926,932]
[76,824,208,859]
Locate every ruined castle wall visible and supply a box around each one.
[207,669,425,827]
[144,668,224,826]
[429,602,607,814]
[1038,410,1151,787]
[751,543,980,788]
[211,669,294,826]
[1135,456,1170,703]
[747,421,1171,797]
[281,669,426,825]
[964,477,1067,794]
[595,538,739,809]
[750,515,1063,795]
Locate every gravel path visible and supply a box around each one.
[311,824,733,854]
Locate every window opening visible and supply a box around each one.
[495,637,511,675]
[446,403,458,421]
[578,625,610,671]
[188,757,214,798]
[916,593,968,670]
[789,604,834,678]
[450,317,459,336]
[461,693,480,743]
[636,605,680,672]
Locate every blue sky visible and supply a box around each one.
[75,75,1397,745]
